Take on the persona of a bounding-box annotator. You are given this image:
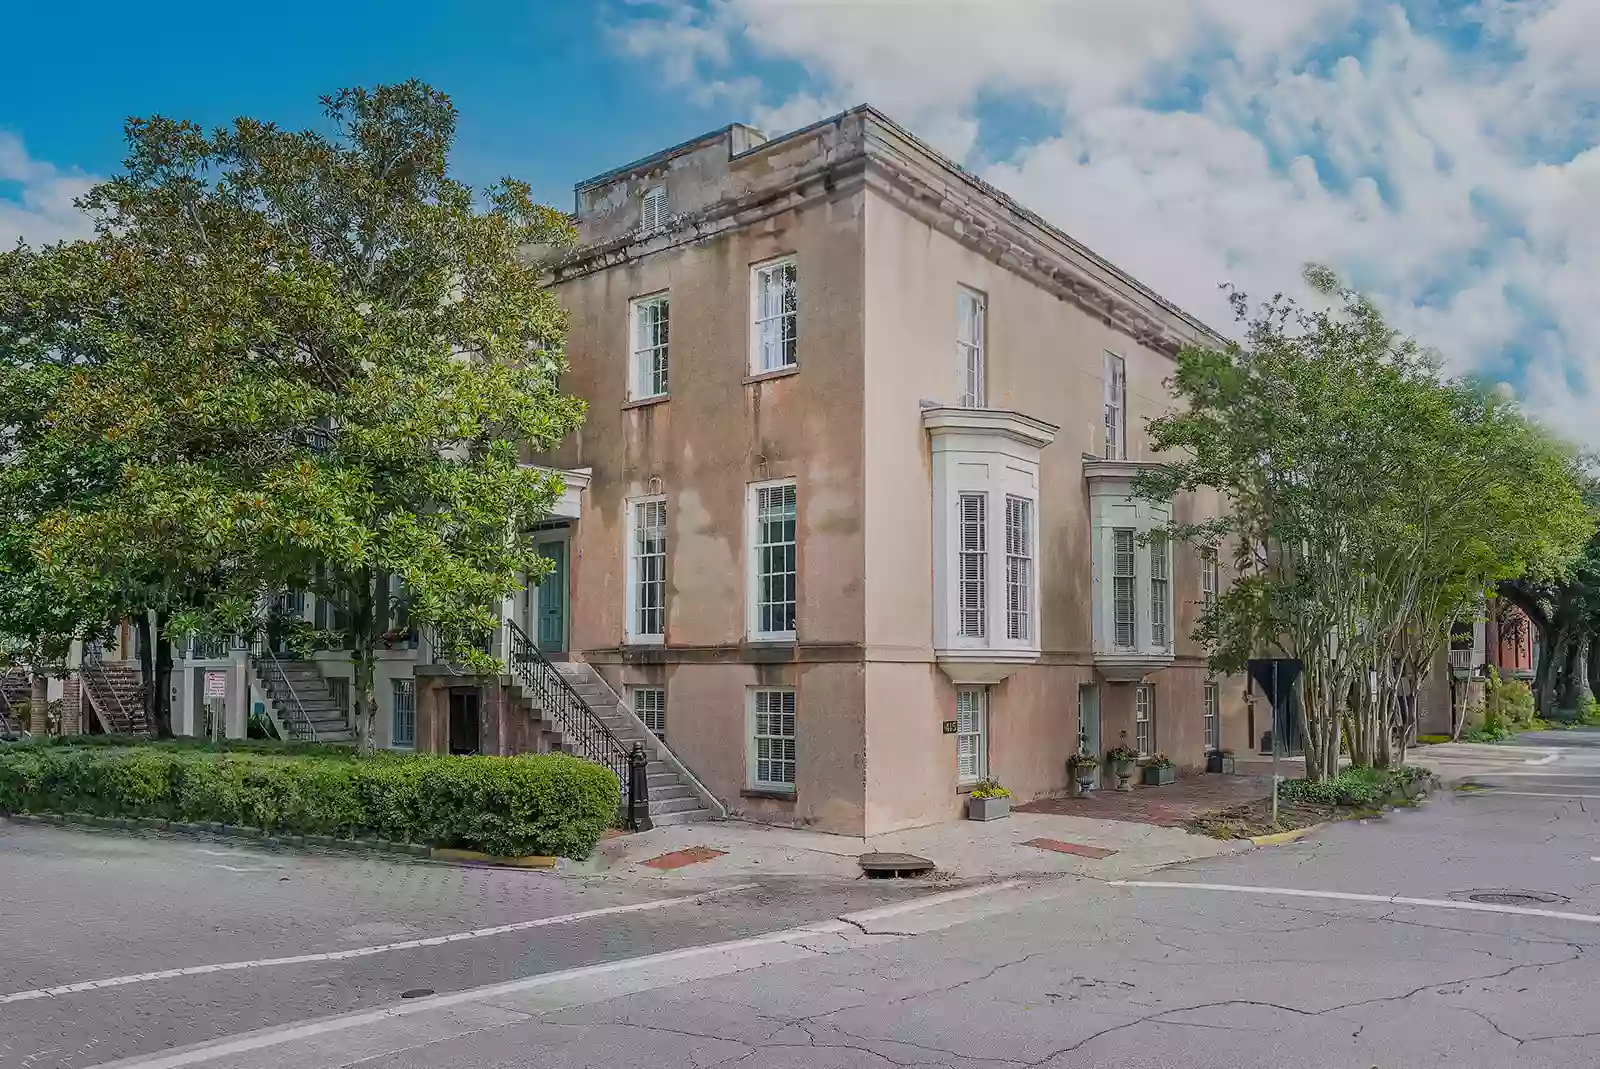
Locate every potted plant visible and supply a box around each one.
[965,778,1012,821]
[1141,753,1177,786]
[1206,749,1236,774]
[1106,745,1138,792]
[1066,751,1100,796]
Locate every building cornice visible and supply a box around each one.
[551,106,1227,360]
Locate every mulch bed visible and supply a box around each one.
[1185,797,1348,839]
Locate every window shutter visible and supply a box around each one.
[958,493,987,638]
[1113,528,1136,648]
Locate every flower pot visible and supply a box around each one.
[1142,765,1177,786]
[966,795,1010,821]
[1113,760,1135,792]
[1206,753,1236,775]
[1073,771,1096,796]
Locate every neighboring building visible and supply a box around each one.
[533,105,1247,835]
[1416,598,1538,737]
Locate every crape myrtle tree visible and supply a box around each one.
[0,82,585,750]
[1137,267,1591,780]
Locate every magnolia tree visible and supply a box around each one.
[1138,268,1592,780]
[0,82,585,750]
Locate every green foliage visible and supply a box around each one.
[0,744,618,858]
[1277,766,1431,808]
[0,81,585,748]
[1105,745,1138,764]
[1142,753,1175,770]
[1137,266,1593,779]
[1484,667,1536,728]
[969,777,1011,799]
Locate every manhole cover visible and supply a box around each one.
[1457,889,1568,906]
[858,852,935,878]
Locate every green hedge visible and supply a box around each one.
[1277,765,1434,809]
[0,745,620,859]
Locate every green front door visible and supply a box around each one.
[535,540,568,655]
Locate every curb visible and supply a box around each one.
[429,847,557,869]
[4,811,431,859]
[1248,824,1324,846]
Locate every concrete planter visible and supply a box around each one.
[1206,753,1236,775]
[1142,765,1177,786]
[966,795,1011,821]
[1113,761,1135,791]
[1072,772,1096,797]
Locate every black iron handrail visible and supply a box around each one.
[82,642,142,735]
[248,636,318,741]
[503,619,639,822]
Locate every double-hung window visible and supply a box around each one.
[1204,681,1220,753]
[1150,530,1170,649]
[1201,548,1219,610]
[957,287,986,407]
[750,481,797,640]
[750,688,796,791]
[1112,528,1137,648]
[956,686,988,785]
[628,498,667,642]
[391,679,416,750]
[1104,352,1126,460]
[751,258,798,373]
[1135,683,1154,756]
[1005,496,1033,641]
[957,493,987,639]
[629,294,669,400]
[633,686,666,741]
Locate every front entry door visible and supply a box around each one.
[534,540,568,656]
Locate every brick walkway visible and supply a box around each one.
[1016,774,1272,827]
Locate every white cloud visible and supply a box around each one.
[0,132,97,248]
[614,0,1600,448]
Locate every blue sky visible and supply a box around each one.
[0,1,736,211]
[6,1,1600,445]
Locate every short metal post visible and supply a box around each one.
[628,744,652,831]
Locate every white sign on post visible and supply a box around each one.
[204,671,228,699]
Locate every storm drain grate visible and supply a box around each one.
[858,852,936,878]
[1459,889,1568,906]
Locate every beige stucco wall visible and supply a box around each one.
[860,188,1243,825]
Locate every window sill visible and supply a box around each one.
[747,634,797,645]
[623,394,670,411]
[623,636,665,647]
[740,788,796,802]
[743,366,799,386]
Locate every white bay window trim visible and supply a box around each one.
[625,495,667,644]
[1135,683,1154,757]
[924,406,1057,684]
[1085,459,1175,681]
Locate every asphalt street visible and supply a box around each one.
[0,824,931,1069]
[8,732,1600,1069]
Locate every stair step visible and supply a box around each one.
[648,783,694,801]
[648,796,705,815]
[650,809,714,826]
[646,772,680,789]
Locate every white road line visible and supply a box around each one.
[1525,752,1561,765]
[0,885,753,1006]
[1463,790,1600,799]
[1112,880,1600,925]
[81,881,1035,1069]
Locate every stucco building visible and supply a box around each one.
[530,106,1248,835]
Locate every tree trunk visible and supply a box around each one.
[151,612,174,738]
[134,613,159,734]
[351,569,378,756]
[1536,627,1568,719]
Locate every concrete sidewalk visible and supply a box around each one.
[571,808,1247,885]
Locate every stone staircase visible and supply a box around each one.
[81,656,148,735]
[554,662,721,827]
[248,653,356,744]
[0,668,28,737]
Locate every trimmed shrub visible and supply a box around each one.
[0,745,619,858]
[1277,765,1433,809]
